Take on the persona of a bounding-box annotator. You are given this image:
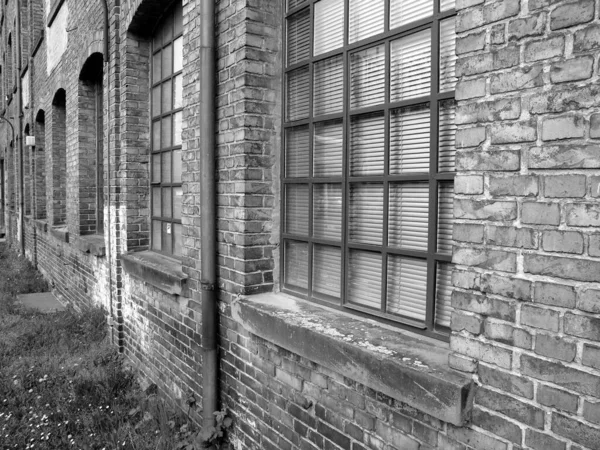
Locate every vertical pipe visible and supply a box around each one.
[16,1,24,255]
[199,0,218,435]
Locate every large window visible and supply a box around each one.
[150,2,183,257]
[283,0,457,338]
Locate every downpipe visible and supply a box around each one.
[16,0,24,255]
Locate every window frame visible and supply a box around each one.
[281,0,457,340]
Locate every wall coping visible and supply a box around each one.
[232,292,474,426]
[73,234,106,257]
[121,251,187,296]
[49,226,68,243]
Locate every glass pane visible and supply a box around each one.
[314,56,344,116]
[152,187,161,216]
[287,9,311,65]
[152,121,161,149]
[288,0,307,9]
[287,67,310,121]
[152,153,161,182]
[162,151,172,183]
[313,245,341,299]
[285,184,309,236]
[349,0,385,43]
[284,240,309,290]
[313,183,342,240]
[152,220,162,251]
[314,120,343,177]
[391,0,433,28]
[173,149,182,183]
[387,256,427,321]
[152,86,161,117]
[162,10,173,43]
[285,126,309,177]
[162,187,172,217]
[162,222,173,254]
[388,183,429,250]
[439,100,457,172]
[314,0,344,55]
[162,44,173,78]
[161,117,172,148]
[440,18,458,92]
[349,183,383,245]
[173,187,182,220]
[173,37,183,73]
[173,75,183,109]
[391,29,431,101]
[161,79,172,113]
[152,52,161,83]
[174,2,183,36]
[435,262,453,329]
[438,182,454,254]
[173,112,182,146]
[350,112,385,176]
[390,105,430,174]
[347,250,382,309]
[350,44,385,109]
[173,223,182,257]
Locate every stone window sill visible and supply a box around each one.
[33,219,48,233]
[50,226,68,243]
[232,292,474,426]
[121,251,187,296]
[73,234,106,257]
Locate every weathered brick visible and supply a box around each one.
[452,270,481,290]
[491,24,506,45]
[577,289,600,314]
[453,223,484,243]
[583,344,600,370]
[454,248,517,272]
[447,424,508,450]
[483,0,520,23]
[521,304,560,331]
[534,281,576,308]
[550,0,594,30]
[456,150,520,171]
[552,413,600,449]
[589,234,600,256]
[455,175,484,194]
[491,120,537,144]
[550,56,594,84]
[543,175,586,198]
[481,273,531,300]
[530,85,600,114]
[437,433,468,450]
[448,352,478,373]
[457,7,484,32]
[456,46,520,76]
[574,23,600,52]
[508,13,546,40]
[472,407,522,444]
[490,65,543,94]
[452,290,516,321]
[529,145,600,169]
[455,127,486,148]
[475,388,545,429]
[374,421,419,450]
[456,31,486,55]
[483,320,519,346]
[478,364,534,399]
[451,334,513,369]
[489,175,538,197]
[538,384,579,413]
[455,78,486,100]
[451,310,484,334]
[535,333,577,363]
[455,199,518,221]
[591,177,600,197]
[487,225,537,249]
[565,313,600,340]
[583,400,600,426]
[542,115,586,141]
[591,114,600,139]
[542,230,584,254]
[525,429,567,450]
[522,202,560,225]
[525,253,600,282]
[456,98,520,124]
[566,203,600,226]
[524,36,564,62]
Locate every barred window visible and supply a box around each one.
[150,1,183,257]
[283,0,457,339]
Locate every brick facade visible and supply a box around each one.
[1,0,600,449]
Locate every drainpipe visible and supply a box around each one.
[199,0,218,435]
[16,1,24,255]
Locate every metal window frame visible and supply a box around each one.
[282,0,457,340]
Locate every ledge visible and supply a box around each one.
[121,251,187,296]
[33,219,48,233]
[49,226,68,243]
[232,293,474,426]
[47,0,66,27]
[73,234,106,257]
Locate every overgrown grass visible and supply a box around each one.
[0,244,223,450]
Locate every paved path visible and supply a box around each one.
[17,292,66,313]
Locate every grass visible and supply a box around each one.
[0,244,224,450]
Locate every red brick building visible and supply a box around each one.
[2,0,600,448]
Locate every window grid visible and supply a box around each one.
[282,0,456,339]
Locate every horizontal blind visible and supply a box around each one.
[314,120,343,177]
[288,0,307,10]
[440,0,456,11]
[314,0,345,55]
[350,44,385,109]
[314,56,344,116]
[287,9,311,66]
[347,250,382,309]
[349,0,385,43]
[387,256,428,321]
[287,67,310,121]
[390,0,433,29]
[439,100,456,172]
[390,105,430,173]
[286,126,310,177]
[388,183,429,250]
[391,29,432,101]
[285,241,309,290]
[285,184,309,236]
[349,183,384,245]
[313,244,342,298]
[435,262,453,328]
[350,112,385,176]
[439,18,457,92]
[437,182,454,253]
[313,183,342,240]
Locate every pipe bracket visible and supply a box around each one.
[201,281,216,291]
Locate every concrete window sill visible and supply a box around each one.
[232,292,474,426]
[121,251,187,296]
[73,234,106,257]
[33,219,48,233]
[50,226,68,243]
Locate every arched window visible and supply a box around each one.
[34,109,46,219]
[51,89,67,226]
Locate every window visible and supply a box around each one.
[150,1,183,257]
[282,0,457,338]
[24,123,31,216]
[34,109,46,220]
[51,89,66,226]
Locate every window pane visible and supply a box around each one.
[152,187,161,216]
[173,74,183,109]
[349,0,384,43]
[162,151,172,183]
[314,0,344,55]
[350,44,385,109]
[152,52,161,83]
[314,120,343,177]
[285,126,309,177]
[152,220,162,251]
[388,183,429,250]
[162,44,173,78]
[314,56,344,116]
[173,223,182,257]
[161,79,172,113]
[350,112,384,176]
[440,18,458,92]
[152,153,161,182]
[162,222,173,254]
[391,29,431,101]
[162,187,172,217]
[288,0,307,10]
[287,67,310,121]
[439,100,456,172]
[387,256,427,321]
[162,10,173,43]
[348,250,382,309]
[173,112,182,146]
[313,183,342,240]
[173,187,182,220]
[349,183,383,245]
[285,184,309,236]
[285,240,309,290]
[173,149,182,183]
[161,117,172,148]
[438,182,454,254]
[152,121,161,149]
[391,0,433,28]
[390,105,430,174]
[313,245,341,299]
[287,8,310,65]
[152,86,161,117]
[435,262,453,329]
[174,2,183,36]
[173,37,183,73]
